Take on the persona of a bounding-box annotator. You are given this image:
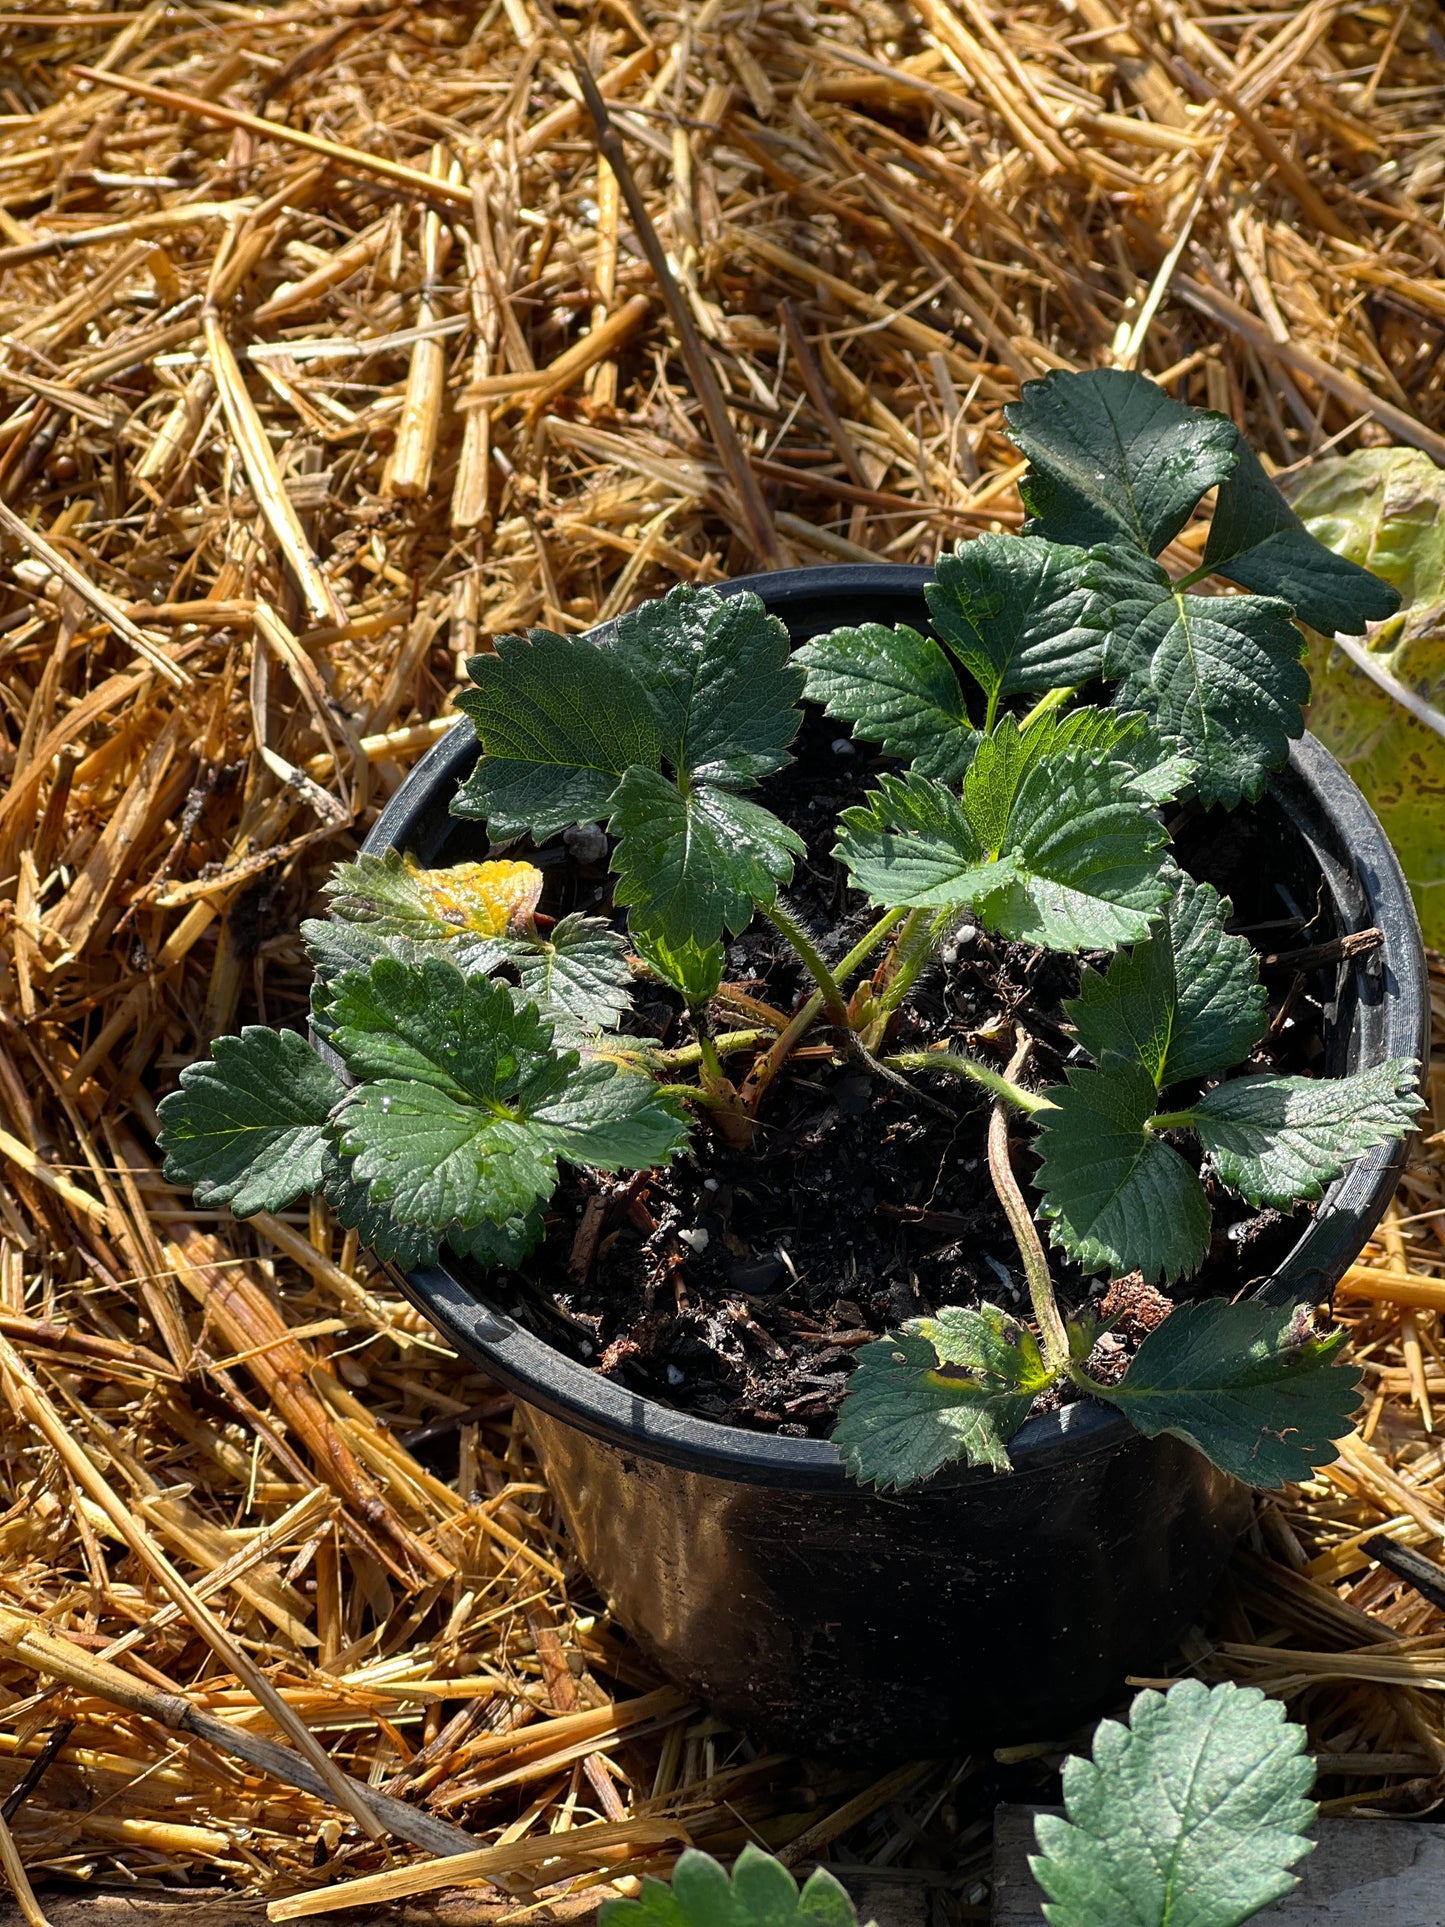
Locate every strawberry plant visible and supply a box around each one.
[596,1679,1317,1927]
[159,369,1421,1495]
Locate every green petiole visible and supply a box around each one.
[884,1050,1057,1115]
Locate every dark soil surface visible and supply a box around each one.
[478,708,1344,1439]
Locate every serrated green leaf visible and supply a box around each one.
[1025,704,1195,805]
[1114,590,1310,809]
[322,1145,443,1269]
[453,629,662,839]
[448,1206,546,1269]
[925,532,1109,711]
[1068,875,1267,1089]
[599,1844,864,1927]
[608,766,804,949]
[329,957,688,1231]
[1006,368,1238,555]
[1088,1298,1362,1488]
[1031,1678,1316,1927]
[832,1304,1054,1489]
[837,733,1169,952]
[158,1028,344,1217]
[510,914,631,1039]
[1203,435,1401,637]
[794,621,977,779]
[1191,1058,1423,1207]
[632,927,726,1008]
[609,583,803,786]
[1034,1058,1211,1282]
[304,915,450,991]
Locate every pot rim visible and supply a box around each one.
[368,563,1430,1491]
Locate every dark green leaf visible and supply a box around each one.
[632,927,726,1008]
[1031,1678,1316,1927]
[836,735,1169,952]
[608,767,803,949]
[1203,435,1401,636]
[1114,590,1309,808]
[1067,875,1267,1089]
[609,583,803,786]
[322,1145,443,1270]
[448,1207,546,1269]
[1034,1058,1211,1281]
[1005,368,1238,555]
[510,914,632,1039]
[924,532,1108,708]
[1025,704,1195,805]
[599,1844,863,1927]
[158,1028,343,1217]
[1191,1058,1423,1207]
[453,629,661,839]
[329,957,688,1231]
[832,1304,1054,1488]
[1089,1298,1362,1488]
[794,621,976,779]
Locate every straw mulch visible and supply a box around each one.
[0,0,1443,1918]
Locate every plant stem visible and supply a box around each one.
[1019,684,1077,731]
[873,907,952,1019]
[885,1050,1057,1114]
[1173,563,1211,592]
[714,984,789,1030]
[739,907,906,1114]
[656,1028,774,1070]
[987,1037,1071,1374]
[1145,1108,1197,1133]
[761,901,850,1030]
[654,1082,729,1110]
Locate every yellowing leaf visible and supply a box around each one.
[409,856,543,936]
[1291,447,1445,948]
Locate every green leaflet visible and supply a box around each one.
[794,620,978,779]
[1190,1059,1423,1207]
[509,913,632,1040]
[832,1305,1055,1487]
[157,1028,344,1217]
[599,1845,864,1927]
[836,726,1170,952]
[323,850,542,945]
[1031,1678,1316,1927]
[1203,435,1400,638]
[1005,367,1238,555]
[924,532,1108,712]
[1112,588,1310,809]
[328,957,688,1231]
[608,582,803,786]
[1067,875,1267,1089]
[632,927,726,1008]
[453,628,663,839]
[608,766,804,950]
[1034,1058,1212,1283]
[1021,704,1195,806]
[1086,1298,1362,1489]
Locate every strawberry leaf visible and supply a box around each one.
[832,1304,1055,1488]
[924,532,1109,707]
[632,927,726,1008]
[608,767,804,949]
[325,850,543,943]
[1034,1058,1211,1282]
[794,621,977,779]
[1191,1058,1423,1207]
[1022,704,1195,805]
[1203,436,1401,636]
[836,728,1169,952]
[158,1028,344,1217]
[1087,1298,1362,1488]
[509,913,632,1040]
[599,1844,863,1927]
[453,628,662,839]
[1067,875,1267,1089]
[1113,589,1310,808]
[1006,368,1238,555]
[328,957,687,1230]
[609,583,803,786]
[1031,1678,1316,1927]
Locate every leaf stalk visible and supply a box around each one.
[885,1050,1057,1115]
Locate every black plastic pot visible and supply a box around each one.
[363,565,1429,1760]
